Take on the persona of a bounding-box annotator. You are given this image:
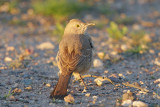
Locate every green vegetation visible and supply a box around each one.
[4,88,14,99]
[8,0,19,10]
[52,23,65,41]
[107,22,151,54]
[107,21,128,40]
[32,0,90,22]
[127,30,151,53]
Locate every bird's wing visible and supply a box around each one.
[56,50,85,75]
[56,35,93,75]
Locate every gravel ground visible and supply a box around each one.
[0,0,160,107]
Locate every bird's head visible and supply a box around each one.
[64,19,95,35]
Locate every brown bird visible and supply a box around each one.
[50,19,95,99]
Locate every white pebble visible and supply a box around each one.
[93,59,103,68]
[132,101,148,107]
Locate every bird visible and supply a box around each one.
[50,19,95,99]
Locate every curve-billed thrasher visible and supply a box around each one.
[50,19,95,99]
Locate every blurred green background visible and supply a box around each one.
[0,0,159,54]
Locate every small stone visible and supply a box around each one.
[92,96,98,104]
[154,78,160,84]
[13,83,18,88]
[104,70,108,74]
[94,78,103,86]
[46,83,51,87]
[118,73,125,78]
[9,95,15,101]
[93,59,103,68]
[25,86,32,90]
[118,73,123,77]
[4,57,12,62]
[149,49,155,54]
[104,54,110,60]
[64,94,75,104]
[132,101,148,107]
[121,100,132,106]
[122,90,134,102]
[92,96,98,99]
[36,42,55,50]
[97,52,105,60]
[7,46,15,51]
[157,83,160,88]
[85,93,91,97]
[121,45,128,51]
[111,51,117,55]
[139,81,144,85]
[154,58,160,66]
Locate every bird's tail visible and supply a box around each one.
[50,74,71,99]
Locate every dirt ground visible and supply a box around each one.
[0,0,160,107]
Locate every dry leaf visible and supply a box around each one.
[12,88,22,93]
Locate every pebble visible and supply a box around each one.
[9,95,15,101]
[93,59,103,68]
[85,93,91,97]
[4,57,12,62]
[36,42,55,50]
[156,83,160,88]
[92,96,98,104]
[121,100,132,106]
[122,90,134,101]
[154,78,160,84]
[6,46,15,51]
[104,70,108,74]
[97,52,105,60]
[132,101,148,107]
[64,94,75,104]
[13,83,18,88]
[94,78,103,86]
[46,83,51,87]
[25,86,32,90]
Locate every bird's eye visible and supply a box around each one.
[76,24,80,28]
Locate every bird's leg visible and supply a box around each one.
[79,75,87,90]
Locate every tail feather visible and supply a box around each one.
[50,74,71,99]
